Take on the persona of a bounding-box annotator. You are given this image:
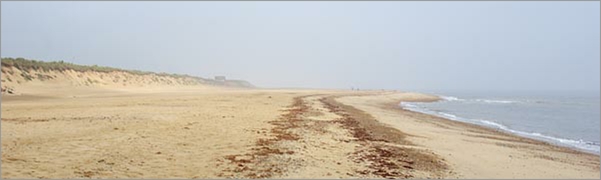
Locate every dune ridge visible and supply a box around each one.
[1,57,253,95]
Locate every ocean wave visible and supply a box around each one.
[474,99,517,104]
[437,112,459,120]
[398,102,600,153]
[440,96,464,101]
[479,120,600,153]
[399,102,418,108]
[438,95,518,104]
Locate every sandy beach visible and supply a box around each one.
[1,1,600,178]
[1,86,599,178]
[2,1,600,178]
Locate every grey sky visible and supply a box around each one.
[1,2,599,92]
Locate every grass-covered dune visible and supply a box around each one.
[1,57,253,94]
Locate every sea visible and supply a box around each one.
[399,91,600,154]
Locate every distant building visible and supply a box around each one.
[215,76,226,81]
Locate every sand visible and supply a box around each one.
[1,87,304,178]
[337,92,600,178]
[1,87,599,178]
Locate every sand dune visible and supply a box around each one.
[0,58,252,96]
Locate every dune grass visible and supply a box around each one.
[1,57,203,80]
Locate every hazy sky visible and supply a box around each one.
[1,2,599,92]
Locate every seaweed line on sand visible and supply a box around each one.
[217,95,310,178]
[319,96,450,179]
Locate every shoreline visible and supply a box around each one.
[397,96,600,155]
[336,92,600,178]
[398,103,599,156]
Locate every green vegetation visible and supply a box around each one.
[1,57,204,80]
[36,73,53,81]
[20,72,33,81]
[2,57,254,88]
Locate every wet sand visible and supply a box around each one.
[337,92,600,178]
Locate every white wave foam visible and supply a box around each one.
[437,95,518,104]
[399,102,418,108]
[440,96,463,101]
[480,120,507,129]
[479,120,600,153]
[437,112,459,120]
[398,101,600,153]
[475,99,516,104]
[399,102,439,116]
